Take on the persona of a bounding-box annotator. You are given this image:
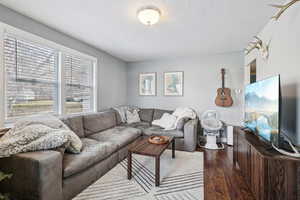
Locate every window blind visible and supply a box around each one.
[4,34,58,120]
[64,54,94,114]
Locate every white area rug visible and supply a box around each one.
[73,150,204,200]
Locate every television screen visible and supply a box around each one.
[244,75,280,145]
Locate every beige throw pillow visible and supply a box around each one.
[126,110,141,124]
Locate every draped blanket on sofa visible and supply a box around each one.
[0,115,82,158]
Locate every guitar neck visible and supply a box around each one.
[221,68,225,89]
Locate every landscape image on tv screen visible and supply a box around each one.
[244,76,279,143]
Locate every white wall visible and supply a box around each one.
[245,3,300,144]
[127,52,244,125]
[0,5,127,111]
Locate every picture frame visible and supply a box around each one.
[139,72,157,96]
[164,71,184,96]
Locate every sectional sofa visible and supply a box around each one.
[0,108,198,200]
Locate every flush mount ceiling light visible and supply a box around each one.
[137,6,161,26]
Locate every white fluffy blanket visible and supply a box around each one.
[152,107,197,130]
[0,115,82,158]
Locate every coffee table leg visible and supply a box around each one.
[155,156,160,186]
[128,152,132,180]
[172,139,175,158]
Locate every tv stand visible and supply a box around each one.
[233,127,300,200]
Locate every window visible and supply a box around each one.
[0,25,97,125]
[4,34,59,121]
[64,54,94,114]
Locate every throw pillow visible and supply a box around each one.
[152,113,177,129]
[126,110,141,124]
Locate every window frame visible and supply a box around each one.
[0,22,98,127]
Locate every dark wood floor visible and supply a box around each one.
[197,145,255,200]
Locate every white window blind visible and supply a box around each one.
[4,34,58,121]
[64,54,94,114]
[0,26,97,125]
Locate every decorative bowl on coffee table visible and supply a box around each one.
[148,136,169,145]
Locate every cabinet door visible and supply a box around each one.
[237,135,251,184]
[250,147,265,200]
[267,159,297,200]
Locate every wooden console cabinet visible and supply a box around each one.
[233,127,300,200]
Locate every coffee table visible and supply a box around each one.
[127,136,175,186]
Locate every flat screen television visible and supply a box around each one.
[244,75,281,146]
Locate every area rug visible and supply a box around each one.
[73,150,204,200]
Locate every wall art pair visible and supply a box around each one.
[139,71,183,96]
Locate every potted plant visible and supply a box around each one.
[0,171,12,200]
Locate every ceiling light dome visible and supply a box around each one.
[137,6,161,26]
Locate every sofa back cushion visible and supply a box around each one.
[153,109,173,121]
[60,115,85,138]
[139,109,154,122]
[83,111,116,136]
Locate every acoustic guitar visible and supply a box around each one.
[215,68,233,107]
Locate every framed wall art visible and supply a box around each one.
[139,72,156,96]
[164,71,184,96]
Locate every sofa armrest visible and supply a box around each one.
[183,119,199,152]
[0,151,63,200]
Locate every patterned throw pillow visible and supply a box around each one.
[126,110,141,124]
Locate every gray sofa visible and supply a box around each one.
[0,108,198,200]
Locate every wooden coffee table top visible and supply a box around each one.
[128,136,174,157]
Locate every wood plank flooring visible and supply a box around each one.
[197,145,255,200]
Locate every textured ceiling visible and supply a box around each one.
[0,0,284,62]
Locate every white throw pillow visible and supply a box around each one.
[126,110,141,124]
[152,113,177,129]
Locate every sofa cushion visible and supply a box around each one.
[60,115,84,138]
[125,122,151,131]
[153,109,173,121]
[139,109,154,122]
[143,126,184,138]
[88,126,142,149]
[63,138,117,178]
[83,111,116,136]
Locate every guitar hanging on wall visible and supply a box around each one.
[215,68,233,107]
